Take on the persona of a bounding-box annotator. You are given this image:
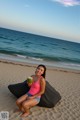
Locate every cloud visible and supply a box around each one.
[51,0,80,6]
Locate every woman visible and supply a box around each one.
[16,64,46,117]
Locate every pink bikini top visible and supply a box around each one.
[28,76,42,97]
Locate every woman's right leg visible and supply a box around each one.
[16,94,28,112]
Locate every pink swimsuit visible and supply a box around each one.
[28,76,42,98]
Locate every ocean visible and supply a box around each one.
[0,27,80,70]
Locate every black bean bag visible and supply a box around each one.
[8,80,30,98]
[8,80,61,108]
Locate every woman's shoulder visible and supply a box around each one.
[40,76,46,86]
[40,76,45,82]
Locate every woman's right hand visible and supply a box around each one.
[27,82,32,87]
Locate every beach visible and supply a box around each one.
[0,60,80,120]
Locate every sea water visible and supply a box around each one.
[0,27,80,70]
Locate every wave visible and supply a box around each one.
[0,49,80,64]
[16,54,43,61]
[27,56,43,61]
[0,35,15,42]
[16,54,27,58]
[0,36,8,40]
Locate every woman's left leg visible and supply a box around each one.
[21,98,39,117]
[16,94,28,112]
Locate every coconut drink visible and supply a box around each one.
[27,76,33,86]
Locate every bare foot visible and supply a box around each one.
[21,112,30,118]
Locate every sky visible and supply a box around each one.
[0,0,80,43]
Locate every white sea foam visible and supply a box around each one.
[28,56,43,61]
[16,54,26,58]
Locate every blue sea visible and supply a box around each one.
[0,27,80,70]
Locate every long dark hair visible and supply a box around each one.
[37,64,46,78]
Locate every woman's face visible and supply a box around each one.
[35,66,44,76]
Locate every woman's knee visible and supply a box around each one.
[16,94,27,105]
[16,99,21,105]
[22,101,29,109]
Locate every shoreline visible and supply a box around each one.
[0,58,80,74]
[0,53,80,71]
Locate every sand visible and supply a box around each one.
[0,60,80,120]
